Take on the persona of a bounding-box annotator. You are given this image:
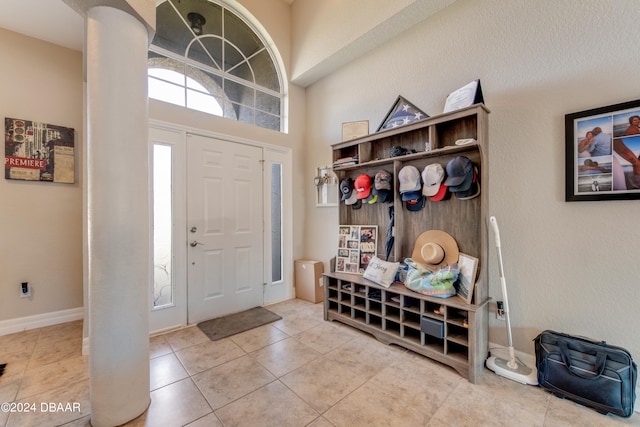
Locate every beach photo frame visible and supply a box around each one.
[565,99,640,201]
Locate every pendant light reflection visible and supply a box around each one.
[187,12,206,35]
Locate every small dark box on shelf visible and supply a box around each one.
[420,316,444,338]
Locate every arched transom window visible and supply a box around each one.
[149,0,284,132]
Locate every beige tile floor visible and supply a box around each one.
[1,298,639,427]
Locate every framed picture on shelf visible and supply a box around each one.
[565,99,640,201]
[342,120,369,141]
[443,79,484,113]
[455,252,478,304]
[336,225,378,274]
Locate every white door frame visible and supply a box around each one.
[149,120,293,333]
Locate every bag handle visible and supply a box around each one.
[558,340,607,379]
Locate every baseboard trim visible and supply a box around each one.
[150,324,185,337]
[0,307,84,336]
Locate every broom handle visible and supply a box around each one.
[490,216,501,249]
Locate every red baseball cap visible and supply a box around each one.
[428,183,449,202]
[354,174,372,199]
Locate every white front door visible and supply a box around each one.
[186,134,264,324]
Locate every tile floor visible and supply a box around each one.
[1,298,639,427]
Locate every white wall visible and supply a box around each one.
[0,29,83,322]
[302,0,640,360]
[289,0,456,86]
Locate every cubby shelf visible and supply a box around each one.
[324,104,490,384]
[324,272,488,382]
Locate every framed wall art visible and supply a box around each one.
[315,166,338,207]
[5,117,75,183]
[336,225,378,274]
[565,99,640,201]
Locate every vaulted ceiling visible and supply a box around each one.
[0,0,455,87]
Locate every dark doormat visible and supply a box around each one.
[197,306,282,341]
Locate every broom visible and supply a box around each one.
[485,216,538,385]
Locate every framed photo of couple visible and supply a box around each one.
[565,99,640,201]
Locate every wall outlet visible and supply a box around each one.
[21,282,31,298]
[496,300,505,321]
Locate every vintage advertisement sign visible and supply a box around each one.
[5,117,75,183]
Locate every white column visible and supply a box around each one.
[85,5,150,426]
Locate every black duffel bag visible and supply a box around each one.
[534,330,637,417]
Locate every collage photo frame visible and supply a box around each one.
[336,225,378,274]
[565,99,640,201]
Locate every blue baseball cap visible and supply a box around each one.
[444,156,473,188]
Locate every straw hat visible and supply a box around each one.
[411,230,459,270]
